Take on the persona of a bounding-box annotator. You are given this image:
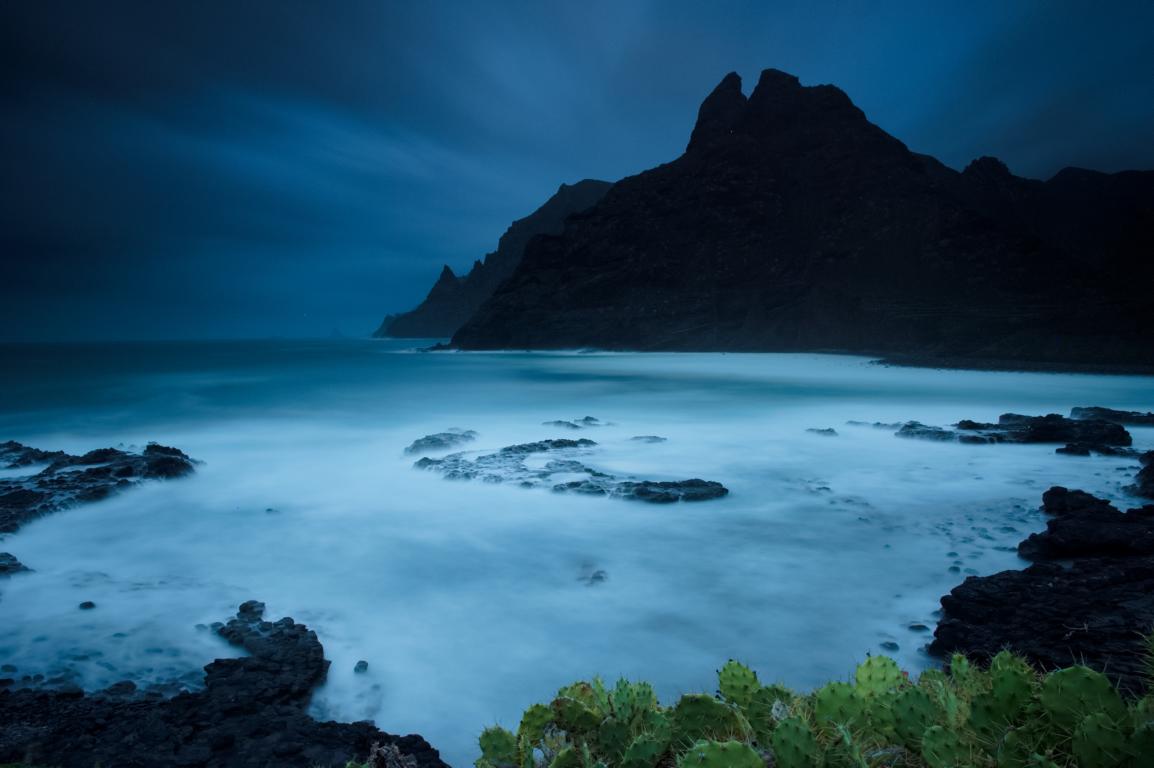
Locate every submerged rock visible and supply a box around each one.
[0,602,447,768]
[415,437,727,503]
[542,416,607,430]
[630,435,667,443]
[0,552,29,576]
[931,487,1154,694]
[0,441,197,533]
[805,428,838,437]
[403,429,477,456]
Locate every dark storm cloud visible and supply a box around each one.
[2,1,1152,341]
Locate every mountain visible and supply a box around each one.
[375,179,613,338]
[451,69,1154,368]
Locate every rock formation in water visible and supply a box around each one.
[412,437,728,502]
[0,601,447,768]
[0,441,197,534]
[376,179,613,338]
[893,412,1135,454]
[930,487,1154,694]
[452,69,1154,368]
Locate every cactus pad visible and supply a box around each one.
[479,726,518,765]
[855,655,903,697]
[770,717,818,768]
[677,739,763,768]
[1039,666,1127,729]
[718,660,760,708]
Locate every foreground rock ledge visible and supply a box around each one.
[930,487,1154,695]
[0,601,446,768]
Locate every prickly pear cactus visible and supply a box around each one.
[855,655,903,697]
[744,684,792,742]
[548,746,582,768]
[1039,666,1127,729]
[813,681,863,727]
[1072,712,1129,768]
[559,682,601,713]
[988,651,1033,722]
[892,687,939,748]
[596,718,632,762]
[718,660,760,708]
[478,726,518,766]
[611,678,656,723]
[518,703,553,745]
[676,739,763,768]
[770,717,818,768]
[620,734,667,768]
[921,725,970,768]
[671,694,747,745]
[1131,722,1154,768]
[552,696,603,734]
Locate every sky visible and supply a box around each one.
[2,1,1153,342]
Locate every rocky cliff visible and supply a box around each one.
[376,179,612,338]
[452,69,1154,367]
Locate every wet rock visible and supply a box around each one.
[0,602,447,768]
[354,660,369,674]
[1070,406,1154,426]
[896,412,1133,452]
[0,441,197,534]
[403,429,477,456]
[416,438,727,503]
[805,428,838,437]
[78,601,96,610]
[0,552,29,576]
[1018,486,1154,560]
[933,487,1154,694]
[896,422,955,441]
[542,416,606,430]
[846,421,903,430]
[1128,450,1154,499]
[880,641,900,652]
[0,440,68,468]
[630,435,667,443]
[931,556,1154,695]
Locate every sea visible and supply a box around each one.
[0,339,1151,765]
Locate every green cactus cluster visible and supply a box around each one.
[476,650,1154,768]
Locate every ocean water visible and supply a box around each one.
[0,339,1151,765]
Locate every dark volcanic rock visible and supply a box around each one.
[0,440,68,468]
[452,69,1154,368]
[895,412,1133,453]
[932,487,1154,694]
[1018,487,1154,560]
[1129,451,1154,499]
[930,557,1154,695]
[403,429,478,456]
[1070,406,1154,425]
[377,179,613,338]
[0,441,197,534]
[416,437,727,503]
[0,602,446,768]
[0,552,29,576]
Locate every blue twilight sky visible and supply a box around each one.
[2,1,1153,341]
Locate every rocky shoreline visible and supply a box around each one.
[930,485,1154,695]
[0,600,446,768]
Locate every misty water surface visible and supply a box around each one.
[0,339,1151,765]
